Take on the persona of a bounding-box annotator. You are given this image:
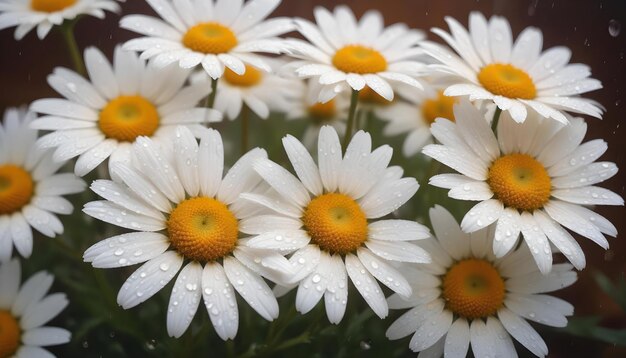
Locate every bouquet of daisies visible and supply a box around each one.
[0,1,622,357]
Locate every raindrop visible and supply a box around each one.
[609,19,621,37]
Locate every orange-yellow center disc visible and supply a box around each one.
[488,154,551,211]
[442,259,505,319]
[223,65,262,87]
[31,0,76,12]
[302,193,368,254]
[477,63,536,99]
[332,45,387,74]
[0,165,33,215]
[98,96,160,142]
[182,22,238,54]
[421,91,457,124]
[0,310,20,358]
[167,197,238,262]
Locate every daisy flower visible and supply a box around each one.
[284,5,426,102]
[30,46,220,177]
[0,259,71,358]
[377,84,458,157]
[421,12,603,123]
[386,205,577,358]
[83,126,293,339]
[423,100,622,274]
[285,79,349,149]
[0,108,85,261]
[207,59,300,120]
[244,126,431,323]
[0,0,122,40]
[120,0,294,79]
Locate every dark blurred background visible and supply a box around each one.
[1,0,625,357]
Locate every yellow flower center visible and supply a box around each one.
[0,310,20,358]
[307,100,336,122]
[0,165,34,215]
[442,259,505,319]
[223,65,262,87]
[98,96,160,142]
[302,193,368,255]
[421,91,457,124]
[477,63,536,99]
[358,86,392,105]
[332,45,387,74]
[167,197,239,262]
[182,22,238,54]
[31,0,76,12]
[488,154,551,211]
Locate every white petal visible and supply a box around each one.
[429,205,470,260]
[543,201,608,249]
[173,126,200,197]
[317,126,343,192]
[218,148,266,205]
[552,162,618,189]
[286,245,321,284]
[84,47,119,99]
[167,262,202,338]
[239,215,302,235]
[223,257,278,321]
[16,346,55,358]
[295,252,331,314]
[22,327,71,346]
[493,208,522,257]
[20,293,68,330]
[460,199,504,233]
[533,210,585,270]
[282,135,323,196]
[365,240,431,263]
[359,178,419,219]
[368,220,431,242]
[117,251,183,309]
[445,318,471,358]
[132,137,185,203]
[110,162,172,213]
[324,254,348,324]
[83,201,165,231]
[548,139,608,177]
[345,253,388,318]
[22,206,62,238]
[409,310,453,352]
[11,271,53,317]
[198,128,224,198]
[201,263,239,340]
[422,145,488,181]
[30,99,97,120]
[498,308,548,357]
[506,264,577,294]
[357,247,411,297]
[10,213,33,258]
[505,293,569,327]
[253,158,310,208]
[90,180,163,220]
[74,139,117,177]
[552,186,623,206]
[520,212,553,274]
[245,230,310,253]
[86,233,170,268]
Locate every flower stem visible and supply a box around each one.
[205,77,219,108]
[60,20,86,76]
[343,89,360,147]
[491,106,502,133]
[241,105,249,154]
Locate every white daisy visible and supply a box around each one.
[422,100,623,274]
[421,12,604,123]
[206,59,300,120]
[83,126,293,339]
[243,126,431,323]
[386,205,577,358]
[30,46,220,177]
[376,84,458,157]
[0,259,71,358]
[120,0,294,79]
[0,0,122,40]
[0,108,85,262]
[284,5,426,102]
[285,79,349,149]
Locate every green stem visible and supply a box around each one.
[241,105,249,154]
[343,89,360,147]
[60,20,86,76]
[205,77,218,109]
[491,107,502,133]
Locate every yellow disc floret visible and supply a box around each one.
[98,96,160,142]
[182,22,238,54]
[167,197,238,262]
[308,100,336,122]
[0,165,34,215]
[31,0,76,12]
[0,310,20,358]
[488,154,551,211]
[223,65,262,87]
[442,259,505,319]
[421,91,457,124]
[359,86,391,105]
[332,45,387,74]
[477,63,536,99]
[302,193,368,255]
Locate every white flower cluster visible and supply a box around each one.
[0,1,621,357]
